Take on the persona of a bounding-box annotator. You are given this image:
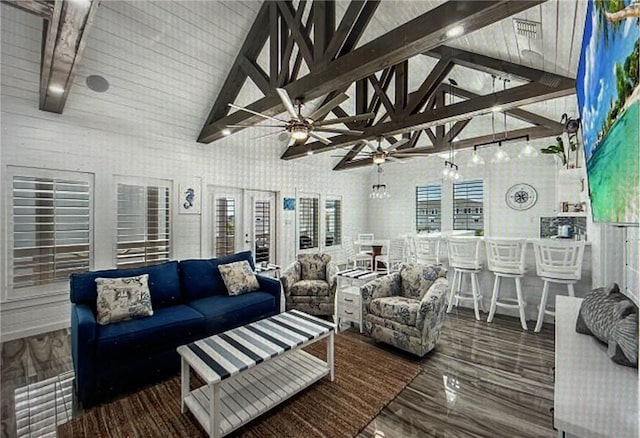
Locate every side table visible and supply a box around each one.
[335,269,379,332]
[255,263,284,312]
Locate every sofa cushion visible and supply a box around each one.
[289,280,330,297]
[95,304,205,359]
[179,251,256,301]
[96,274,154,325]
[400,264,446,300]
[218,260,260,296]
[297,253,331,280]
[370,296,419,326]
[70,261,181,310]
[187,291,276,333]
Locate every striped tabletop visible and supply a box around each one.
[337,268,379,281]
[177,310,334,385]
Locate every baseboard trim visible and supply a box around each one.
[1,320,69,343]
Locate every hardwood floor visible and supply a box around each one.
[0,309,555,438]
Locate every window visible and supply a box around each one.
[215,197,235,257]
[9,169,92,292]
[453,180,484,233]
[116,181,170,268]
[324,198,342,247]
[416,185,441,232]
[298,195,319,250]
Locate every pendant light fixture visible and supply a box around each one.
[370,164,390,199]
[468,145,485,167]
[442,78,463,181]
[492,77,511,164]
[517,135,539,160]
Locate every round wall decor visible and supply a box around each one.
[505,183,537,211]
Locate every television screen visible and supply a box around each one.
[576,0,639,224]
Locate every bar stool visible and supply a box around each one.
[402,234,417,263]
[416,235,441,265]
[533,239,585,332]
[446,236,485,320]
[485,238,528,330]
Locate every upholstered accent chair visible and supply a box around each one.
[361,264,449,356]
[281,253,339,317]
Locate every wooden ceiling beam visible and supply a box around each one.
[334,125,559,170]
[199,0,544,143]
[313,0,334,66]
[278,1,314,70]
[284,79,574,158]
[2,0,53,18]
[401,58,453,116]
[277,0,307,86]
[39,0,99,114]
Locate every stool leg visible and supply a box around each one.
[567,283,575,298]
[455,271,463,307]
[471,272,481,321]
[535,280,550,333]
[447,270,457,313]
[475,272,486,312]
[487,274,500,323]
[515,276,528,330]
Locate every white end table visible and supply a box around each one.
[335,268,379,332]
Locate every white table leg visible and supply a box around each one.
[328,331,335,382]
[209,384,220,438]
[181,357,189,414]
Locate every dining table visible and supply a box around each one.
[353,239,388,269]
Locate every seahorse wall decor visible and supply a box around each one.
[183,187,195,209]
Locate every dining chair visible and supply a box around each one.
[375,238,404,273]
[355,233,374,268]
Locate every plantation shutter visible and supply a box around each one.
[453,180,484,233]
[325,199,342,247]
[116,183,170,268]
[416,185,441,232]
[298,196,319,250]
[254,199,271,263]
[11,175,92,289]
[215,197,236,257]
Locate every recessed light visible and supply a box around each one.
[306,150,313,155]
[222,128,231,136]
[492,106,503,112]
[49,85,65,94]
[446,25,464,38]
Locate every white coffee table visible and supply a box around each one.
[177,310,335,437]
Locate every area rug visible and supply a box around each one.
[58,334,420,437]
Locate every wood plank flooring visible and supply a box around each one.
[0,309,555,438]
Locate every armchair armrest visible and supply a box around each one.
[361,273,402,317]
[416,277,449,334]
[280,261,301,297]
[326,261,339,296]
[256,275,282,311]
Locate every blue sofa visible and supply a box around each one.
[70,251,281,406]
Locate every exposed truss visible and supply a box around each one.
[198,0,546,145]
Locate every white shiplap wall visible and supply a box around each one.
[0,2,368,341]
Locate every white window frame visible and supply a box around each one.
[5,166,94,300]
[297,192,320,252]
[324,195,343,248]
[113,176,173,268]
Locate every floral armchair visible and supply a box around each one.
[361,264,448,356]
[281,253,339,317]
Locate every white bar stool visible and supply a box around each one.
[416,235,441,265]
[485,238,528,330]
[446,236,485,320]
[533,239,585,332]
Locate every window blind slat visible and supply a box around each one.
[254,200,271,263]
[299,197,319,250]
[325,199,342,247]
[416,185,442,232]
[453,180,484,233]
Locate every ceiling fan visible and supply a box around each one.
[335,137,432,165]
[226,88,374,146]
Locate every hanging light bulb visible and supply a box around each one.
[518,136,538,160]
[442,165,450,178]
[492,145,511,163]
[468,146,485,167]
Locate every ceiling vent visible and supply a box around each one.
[513,19,541,40]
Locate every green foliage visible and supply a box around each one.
[594,0,626,46]
[540,136,567,165]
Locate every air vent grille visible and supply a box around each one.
[514,19,540,40]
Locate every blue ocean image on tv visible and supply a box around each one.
[576,0,639,224]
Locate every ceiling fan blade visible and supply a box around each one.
[276,88,300,120]
[308,131,332,145]
[307,93,349,121]
[385,138,410,151]
[313,112,375,127]
[228,103,287,123]
[393,153,431,157]
[315,127,363,135]
[363,139,378,153]
[252,130,284,140]
[226,124,285,128]
[386,156,406,164]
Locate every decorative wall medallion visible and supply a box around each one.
[505,183,537,211]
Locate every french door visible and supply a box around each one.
[208,187,276,264]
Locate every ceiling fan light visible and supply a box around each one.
[221,128,231,136]
[291,124,308,140]
[373,155,385,165]
[446,25,464,38]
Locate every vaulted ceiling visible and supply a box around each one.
[2,0,587,171]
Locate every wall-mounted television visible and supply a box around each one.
[576,0,639,225]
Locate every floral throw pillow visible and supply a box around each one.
[95,274,154,325]
[218,260,260,296]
